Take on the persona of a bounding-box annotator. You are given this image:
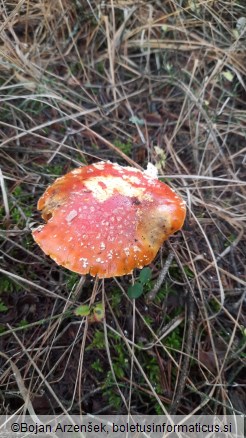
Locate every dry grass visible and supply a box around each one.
[0,0,245,416]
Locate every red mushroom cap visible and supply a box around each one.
[32,161,186,278]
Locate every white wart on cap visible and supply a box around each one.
[32,161,186,278]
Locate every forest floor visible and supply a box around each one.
[0,0,245,417]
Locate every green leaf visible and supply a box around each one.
[127,282,143,299]
[74,304,90,317]
[90,302,105,322]
[222,70,234,82]
[161,24,168,32]
[129,116,145,125]
[139,267,152,284]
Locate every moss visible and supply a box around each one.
[113,140,132,157]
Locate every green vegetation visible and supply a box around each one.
[91,358,103,373]
[45,164,64,176]
[0,299,8,312]
[127,267,152,299]
[87,330,105,350]
[113,140,132,156]
[0,277,16,294]
[164,328,182,351]
[0,0,244,418]
[103,372,123,410]
[67,272,80,290]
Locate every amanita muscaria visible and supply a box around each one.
[32,161,186,278]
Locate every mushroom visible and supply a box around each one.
[32,161,186,278]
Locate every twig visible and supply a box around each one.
[146,248,175,302]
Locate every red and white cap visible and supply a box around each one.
[32,161,186,278]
